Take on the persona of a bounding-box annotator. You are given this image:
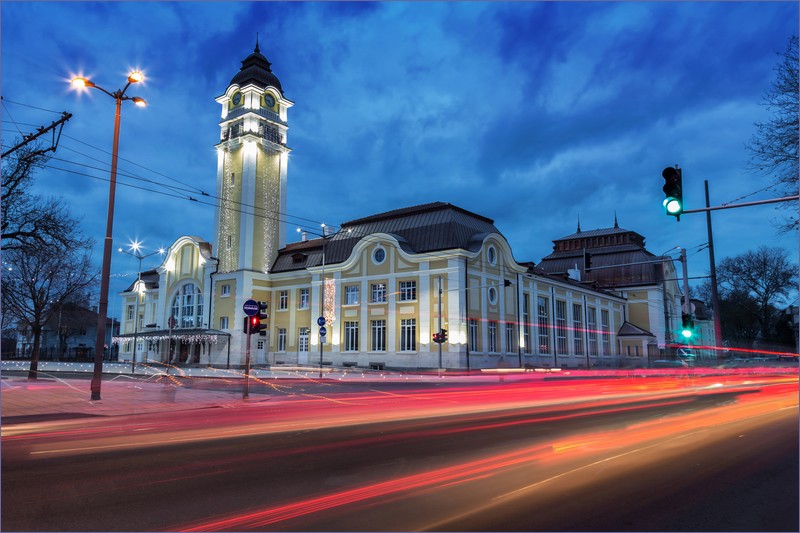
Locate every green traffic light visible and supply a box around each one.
[663,197,682,215]
[681,327,693,339]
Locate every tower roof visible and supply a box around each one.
[229,42,284,94]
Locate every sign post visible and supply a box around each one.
[318,317,326,378]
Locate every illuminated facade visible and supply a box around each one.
[116,44,634,370]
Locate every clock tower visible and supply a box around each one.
[214,42,293,274]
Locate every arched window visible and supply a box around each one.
[170,283,204,328]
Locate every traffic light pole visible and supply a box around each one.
[243,320,251,400]
[703,181,724,360]
[438,276,443,372]
[680,194,798,214]
[680,248,692,353]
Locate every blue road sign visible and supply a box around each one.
[317,316,326,327]
[243,299,259,317]
[319,326,327,337]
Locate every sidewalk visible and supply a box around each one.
[1,376,248,422]
[0,360,442,423]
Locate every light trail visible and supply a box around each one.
[175,381,798,532]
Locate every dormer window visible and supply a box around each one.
[292,253,306,263]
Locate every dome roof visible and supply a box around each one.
[229,43,283,94]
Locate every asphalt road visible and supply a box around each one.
[2,375,797,532]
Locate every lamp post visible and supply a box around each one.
[118,241,165,373]
[70,71,146,400]
[297,225,351,378]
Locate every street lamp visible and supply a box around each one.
[298,224,351,378]
[70,71,147,400]
[118,241,165,373]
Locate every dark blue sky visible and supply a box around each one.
[2,2,798,313]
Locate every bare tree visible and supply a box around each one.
[715,246,797,342]
[2,143,90,251]
[746,35,799,232]
[2,244,97,379]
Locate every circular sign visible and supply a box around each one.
[243,299,259,317]
[317,316,326,327]
[319,326,327,337]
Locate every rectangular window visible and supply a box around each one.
[400,318,416,351]
[469,319,479,352]
[219,316,229,330]
[399,281,417,301]
[279,290,288,310]
[505,323,515,353]
[127,304,134,321]
[298,288,309,309]
[221,284,231,297]
[345,286,359,305]
[601,310,611,355]
[371,283,387,303]
[537,296,550,354]
[488,321,497,353]
[522,294,531,354]
[371,320,386,351]
[278,328,286,352]
[587,307,598,356]
[344,321,359,351]
[555,300,567,356]
[572,303,583,355]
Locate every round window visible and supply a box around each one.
[488,286,498,305]
[373,247,386,264]
[487,245,497,266]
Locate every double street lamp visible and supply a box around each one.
[298,224,351,378]
[70,71,147,400]
[118,241,165,373]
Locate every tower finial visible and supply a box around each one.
[577,215,581,233]
[255,32,260,54]
[614,211,619,228]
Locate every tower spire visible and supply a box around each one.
[576,215,581,233]
[255,32,260,54]
[614,211,619,228]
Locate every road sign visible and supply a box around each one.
[243,299,259,317]
[319,326,327,337]
[317,316,326,327]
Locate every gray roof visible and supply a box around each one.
[229,44,283,95]
[271,202,501,273]
[617,321,655,337]
[122,269,160,293]
[537,225,666,288]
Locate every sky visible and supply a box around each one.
[2,1,798,316]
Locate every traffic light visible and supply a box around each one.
[432,332,442,344]
[680,313,694,339]
[662,166,683,218]
[440,329,448,343]
[252,301,268,336]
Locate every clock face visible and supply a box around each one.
[232,92,242,105]
[264,94,275,108]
